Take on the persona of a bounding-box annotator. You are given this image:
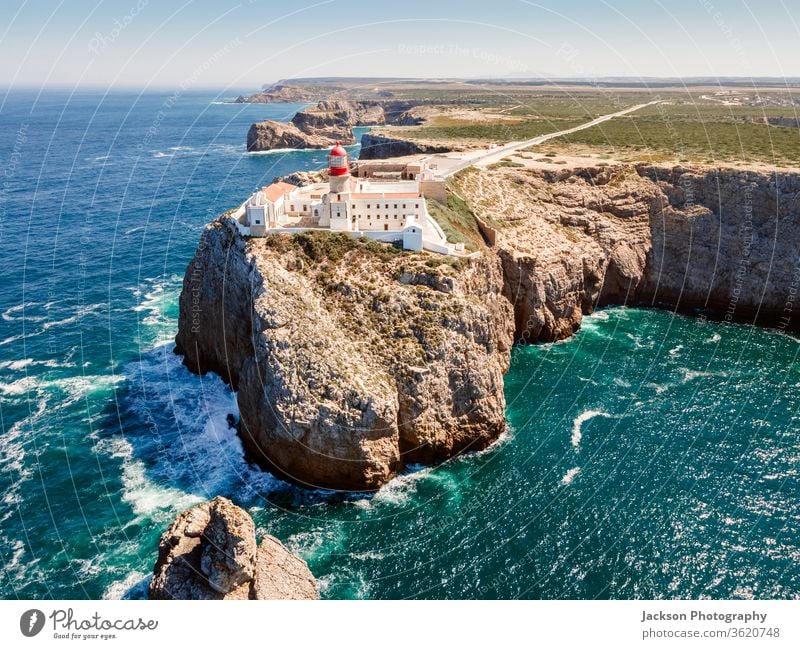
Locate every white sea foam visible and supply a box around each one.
[0,358,34,370]
[0,376,37,396]
[98,434,203,521]
[350,466,431,511]
[561,467,581,485]
[669,344,684,356]
[108,346,284,524]
[706,333,722,343]
[571,409,617,449]
[41,303,106,331]
[130,276,182,345]
[2,301,46,323]
[645,381,669,394]
[103,571,149,600]
[680,368,724,382]
[151,151,173,158]
[0,331,32,346]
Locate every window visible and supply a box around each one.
[402,204,406,208]
[415,203,419,208]
[352,204,356,209]
[303,204,308,211]
[290,204,295,211]
[384,224,388,231]
[394,215,398,220]
[385,204,389,209]
[366,204,370,208]
[394,204,397,209]
[314,209,318,217]
[254,219,261,224]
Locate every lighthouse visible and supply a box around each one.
[328,141,350,194]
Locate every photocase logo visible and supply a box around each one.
[20,609,45,637]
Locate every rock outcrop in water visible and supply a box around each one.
[149,497,317,600]
[175,228,513,490]
[453,163,800,341]
[245,99,444,152]
[247,99,386,152]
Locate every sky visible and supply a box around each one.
[0,0,797,90]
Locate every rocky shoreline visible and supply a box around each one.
[174,161,800,494]
[246,99,427,152]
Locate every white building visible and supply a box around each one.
[231,142,469,256]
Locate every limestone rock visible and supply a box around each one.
[454,162,800,342]
[247,100,386,152]
[359,133,455,159]
[149,497,317,600]
[176,227,513,491]
[200,497,256,594]
[250,536,318,600]
[246,120,353,152]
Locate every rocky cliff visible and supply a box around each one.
[247,99,387,152]
[235,82,330,104]
[246,100,442,152]
[359,133,458,159]
[453,163,800,341]
[175,228,513,491]
[149,497,317,600]
[175,162,800,492]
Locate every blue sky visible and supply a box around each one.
[0,0,797,89]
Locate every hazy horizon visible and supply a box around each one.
[1,0,798,91]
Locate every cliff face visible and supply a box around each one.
[247,120,354,151]
[150,497,317,600]
[175,228,513,491]
[454,163,800,341]
[175,162,800,492]
[246,100,446,152]
[235,83,325,104]
[246,100,387,152]
[359,133,457,159]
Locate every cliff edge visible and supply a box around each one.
[174,162,800,492]
[453,163,800,341]
[247,100,386,152]
[175,228,513,491]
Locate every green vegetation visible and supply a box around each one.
[425,192,486,252]
[423,256,466,271]
[262,231,404,263]
[401,117,584,144]
[549,112,800,166]
[487,160,525,169]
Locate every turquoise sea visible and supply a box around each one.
[0,91,797,599]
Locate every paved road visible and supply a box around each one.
[435,100,662,177]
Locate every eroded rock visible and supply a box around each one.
[149,497,317,600]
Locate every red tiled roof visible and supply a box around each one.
[262,181,296,202]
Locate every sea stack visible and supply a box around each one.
[149,497,318,600]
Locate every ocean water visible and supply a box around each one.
[0,91,798,599]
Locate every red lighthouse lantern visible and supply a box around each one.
[328,141,349,176]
